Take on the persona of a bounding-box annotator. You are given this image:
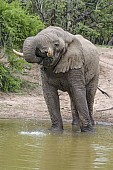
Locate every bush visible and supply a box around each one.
[0,63,23,92]
[0,0,45,48]
[0,0,45,92]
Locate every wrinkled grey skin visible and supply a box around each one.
[19,26,99,132]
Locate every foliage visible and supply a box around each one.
[29,0,113,45]
[0,0,45,49]
[0,63,23,92]
[0,0,44,92]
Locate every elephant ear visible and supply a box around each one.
[54,35,84,73]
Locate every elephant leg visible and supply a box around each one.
[43,85,63,131]
[68,69,93,132]
[68,93,80,131]
[71,101,79,126]
[41,73,63,131]
[86,75,99,125]
[71,100,80,131]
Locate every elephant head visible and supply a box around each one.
[13,26,84,73]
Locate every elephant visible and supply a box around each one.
[13,26,99,132]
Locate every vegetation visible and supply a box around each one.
[0,0,44,92]
[0,62,23,92]
[0,0,113,92]
[30,0,113,44]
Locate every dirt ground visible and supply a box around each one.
[0,46,113,124]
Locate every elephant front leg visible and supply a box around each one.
[69,93,80,131]
[42,81,63,131]
[68,69,93,132]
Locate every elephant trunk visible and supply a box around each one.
[13,37,41,63]
[22,36,41,63]
[13,36,53,64]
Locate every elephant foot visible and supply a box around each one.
[72,120,80,132]
[72,124,80,132]
[90,116,95,126]
[50,124,63,132]
[91,120,95,126]
[80,125,95,133]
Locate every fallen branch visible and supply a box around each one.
[96,107,113,112]
[98,87,111,97]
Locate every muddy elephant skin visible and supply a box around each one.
[13,26,99,132]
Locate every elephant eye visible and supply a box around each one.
[54,43,59,47]
[53,40,59,47]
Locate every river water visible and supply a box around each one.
[0,119,113,170]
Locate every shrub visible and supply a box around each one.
[0,63,23,92]
[0,0,45,48]
[0,0,45,92]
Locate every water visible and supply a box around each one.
[0,119,113,170]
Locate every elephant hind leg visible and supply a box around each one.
[86,75,99,125]
[67,68,93,132]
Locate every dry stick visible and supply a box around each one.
[97,87,112,112]
[96,107,113,112]
[97,87,111,98]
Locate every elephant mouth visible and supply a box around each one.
[41,57,53,68]
[39,47,65,71]
[35,48,53,67]
[40,50,63,70]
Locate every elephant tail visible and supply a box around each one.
[97,87,111,98]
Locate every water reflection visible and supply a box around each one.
[0,119,113,170]
[20,131,47,136]
[38,134,95,170]
[92,144,113,169]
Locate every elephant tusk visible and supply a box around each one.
[13,49,24,57]
[47,47,53,57]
